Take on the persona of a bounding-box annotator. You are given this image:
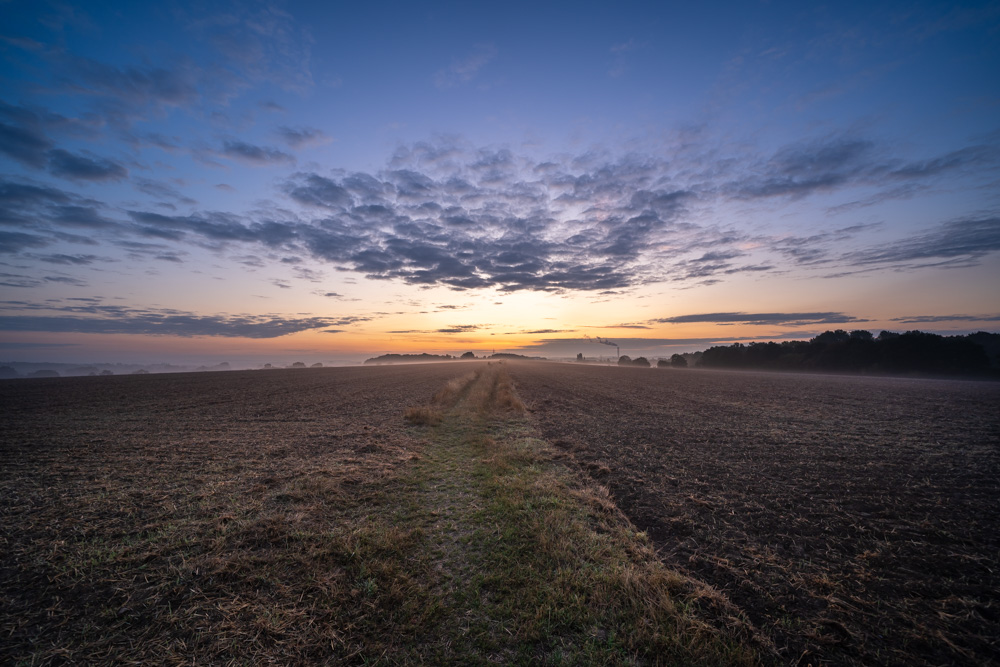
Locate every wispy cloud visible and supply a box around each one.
[276,125,331,149]
[842,217,1000,268]
[434,44,497,88]
[219,140,295,166]
[653,312,866,326]
[47,149,127,181]
[891,313,1000,324]
[0,300,372,338]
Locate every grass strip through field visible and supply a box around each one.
[394,363,761,664]
[2,364,763,665]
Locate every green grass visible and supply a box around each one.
[392,363,762,665]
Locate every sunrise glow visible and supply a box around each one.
[1,1,998,367]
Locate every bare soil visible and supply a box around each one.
[509,361,1000,666]
[4,361,998,665]
[0,364,468,664]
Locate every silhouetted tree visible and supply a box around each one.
[633,357,651,367]
[694,329,993,377]
[461,351,476,359]
[576,352,584,362]
[657,359,669,368]
[617,355,632,366]
[670,353,688,368]
[812,330,851,345]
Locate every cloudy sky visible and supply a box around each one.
[1,0,998,365]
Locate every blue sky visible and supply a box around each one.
[1,0,998,364]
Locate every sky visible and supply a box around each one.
[1,0,998,366]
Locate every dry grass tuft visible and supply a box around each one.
[405,364,526,427]
[404,405,443,426]
[465,363,527,416]
[431,373,476,406]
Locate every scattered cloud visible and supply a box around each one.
[729,136,998,201]
[44,275,88,286]
[219,140,295,166]
[135,178,197,205]
[843,217,1000,268]
[653,312,866,326]
[0,231,51,254]
[0,102,55,168]
[2,134,998,294]
[0,301,365,338]
[0,272,45,288]
[36,254,102,265]
[47,149,127,181]
[69,58,201,111]
[276,125,331,149]
[587,323,652,329]
[891,314,1000,324]
[434,44,497,88]
[292,266,324,282]
[436,324,482,333]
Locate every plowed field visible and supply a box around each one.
[509,361,1000,666]
[3,362,998,665]
[1,364,470,664]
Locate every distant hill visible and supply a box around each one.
[364,352,547,365]
[488,353,546,360]
[364,353,455,365]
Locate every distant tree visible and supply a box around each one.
[617,355,632,366]
[461,351,476,359]
[632,357,651,367]
[967,332,1000,369]
[291,361,306,368]
[576,352,584,362]
[28,370,59,378]
[364,353,455,364]
[311,362,323,368]
[849,330,874,342]
[0,366,18,379]
[812,330,851,345]
[657,359,669,368]
[670,353,688,368]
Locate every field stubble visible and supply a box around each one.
[509,361,1000,666]
[4,361,998,665]
[1,362,761,665]
[0,365,466,664]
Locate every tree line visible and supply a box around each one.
[697,330,1000,377]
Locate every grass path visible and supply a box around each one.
[384,363,764,665]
